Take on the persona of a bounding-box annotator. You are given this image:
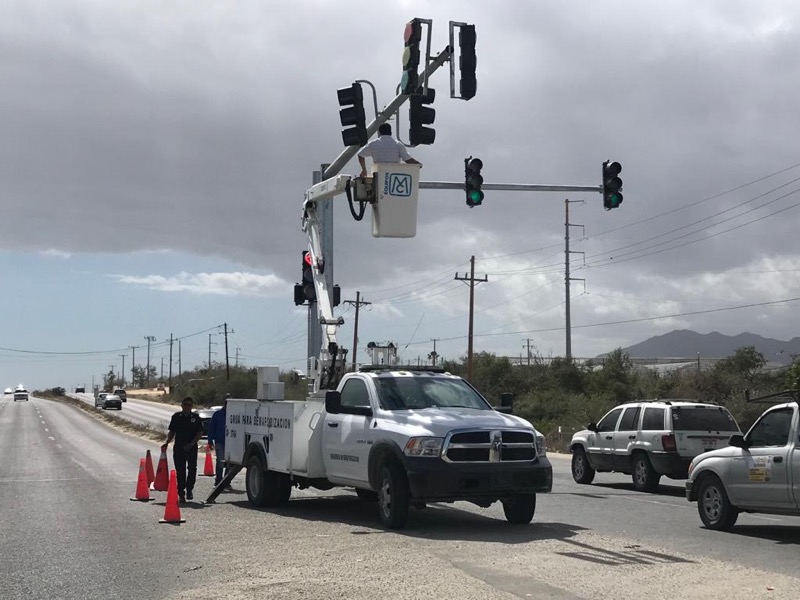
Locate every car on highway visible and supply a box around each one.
[75,386,85,393]
[94,392,108,408]
[14,386,29,402]
[113,388,127,402]
[570,400,740,492]
[197,406,222,443]
[101,394,122,410]
[4,387,11,395]
[686,391,800,530]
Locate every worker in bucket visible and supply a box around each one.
[162,396,204,503]
[207,394,229,488]
[357,123,421,177]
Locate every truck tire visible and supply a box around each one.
[377,462,410,529]
[697,474,739,531]
[273,471,292,507]
[631,453,660,492]
[356,488,378,502]
[245,455,269,507]
[571,448,595,484]
[502,493,536,524]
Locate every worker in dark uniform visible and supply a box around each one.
[162,396,204,502]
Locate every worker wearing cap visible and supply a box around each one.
[162,396,204,502]
[208,394,229,487]
[357,123,421,177]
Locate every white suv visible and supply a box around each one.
[570,400,740,492]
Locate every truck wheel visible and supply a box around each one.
[377,462,410,529]
[697,475,739,531]
[272,471,292,507]
[502,494,536,524]
[631,453,661,492]
[245,455,269,507]
[571,448,595,484]
[355,488,378,502]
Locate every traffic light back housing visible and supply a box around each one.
[458,25,477,100]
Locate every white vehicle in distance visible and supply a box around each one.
[4,387,11,395]
[570,400,740,492]
[14,385,29,402]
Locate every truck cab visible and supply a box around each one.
[225,366,552,529]
[686,395,800,530]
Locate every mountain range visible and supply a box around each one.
[613,330,800,366]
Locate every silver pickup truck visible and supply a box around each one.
[686,390,800,530]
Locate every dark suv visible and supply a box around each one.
[113,388,127,402]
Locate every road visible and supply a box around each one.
[70,392,176,431]
[2,395,799,599]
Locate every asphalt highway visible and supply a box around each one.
[2,395,799,599]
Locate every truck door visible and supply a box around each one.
[322,378,373,485]
[727,406,795,509]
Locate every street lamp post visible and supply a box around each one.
[145,336,156,388]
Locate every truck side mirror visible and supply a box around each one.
[587,422,598,432]
[325,390,342,414]
[728,433,747,449]
[500,393,514,410]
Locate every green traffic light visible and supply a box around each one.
[467,189,484,205]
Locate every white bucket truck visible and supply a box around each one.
[223,366,552,529]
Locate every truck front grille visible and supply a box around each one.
[443,429,537,463]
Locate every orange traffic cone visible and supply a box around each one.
[159,470,186,524]
[130,458,154,502]
[153,448,170,492]
[145,450,155,488]
[202,444,215,477]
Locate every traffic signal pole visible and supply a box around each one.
[419,181,603,194]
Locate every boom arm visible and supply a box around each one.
[301,175,353,392]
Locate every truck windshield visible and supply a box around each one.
[671,406,739,432]
[374,377,490,411]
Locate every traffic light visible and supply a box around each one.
[401,19,422,95]
[409,88,435,146]
[602,160,623,209]
[458,25,477,100]
[337,83,368,147]
[464,157,484,207]
[302,250,316,302]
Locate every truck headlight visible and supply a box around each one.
[535,434,547,456]
[404,437,444,457]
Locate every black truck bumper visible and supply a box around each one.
[403,456,553,502]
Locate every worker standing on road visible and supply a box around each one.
[357,123,421,177]
[207,394,229,488]
[162,396,204,503]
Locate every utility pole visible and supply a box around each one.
[178,340,182,385]
[144,336,156,388]
[564,200,585,362]
[168,334,174,392]
[522,339,533,366]
[344,291,371,370]
[455,255,488,382]
[209,333,213,368]
[160,357,165,380]
[235,347,241,368]
[119,354,126,386]
[224,322,230,380]
[130,346,136,389]
[429,338,439,366]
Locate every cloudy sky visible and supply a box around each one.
[2,0,799,391]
